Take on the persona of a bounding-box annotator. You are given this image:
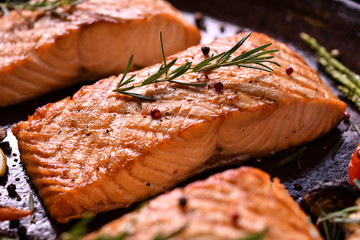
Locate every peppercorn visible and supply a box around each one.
[344,112,350,122]
[7,184,17,198]
[201,46,210,55]
[150,109,161,119]
[231,211,239,222]
[214,81,223,91]
[179,197,187,207]
[293,183,303,191]
[286,66,294,75]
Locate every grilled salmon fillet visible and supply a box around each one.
[12,32,346,223]
[84,167,322,240]
[0,0,200,107]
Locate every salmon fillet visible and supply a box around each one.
[84,167,323,240]
[12,32,346,223]
[0,0,200,106]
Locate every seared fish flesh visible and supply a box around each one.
[13,32,345,223]
[84,167,323,240]
[0,0,200,106]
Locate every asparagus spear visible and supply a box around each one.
[300,32,360,110]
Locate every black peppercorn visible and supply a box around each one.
[201,46,210,55]
[7,184,17,198]
[179,197,187,207]
[293,183,303,191]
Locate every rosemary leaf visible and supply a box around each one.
[331,139,344,161]
[276,146,307,168]
[117,55,134,88]
[160,31,167,76]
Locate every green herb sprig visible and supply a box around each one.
[0,0,84,27]
[114,32,280,101]
[276,146,307,169]
[317,190,360,240]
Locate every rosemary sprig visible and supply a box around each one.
[0,0,84,27]
[114,32,280,101]
[276,146,307,169]
[319,206,360,223]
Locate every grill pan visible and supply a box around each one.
[0,0,360,238]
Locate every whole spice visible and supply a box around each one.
[150,109,161,119]
[7,184,17,198]
[286,66,293,75]
[201,46,210,55]
[231,211,239,222]
[178,197,187,207]
[214,81,223,91]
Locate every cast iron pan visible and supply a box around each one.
[0,0,360,239]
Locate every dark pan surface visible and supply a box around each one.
[0,0,360,239]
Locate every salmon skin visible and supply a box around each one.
[84,167,323,240]
[12,32,346,223]
[0,0,200,106]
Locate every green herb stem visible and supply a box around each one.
[114,32,280,101]
[276,146,307,168]
[331,139,343,161]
